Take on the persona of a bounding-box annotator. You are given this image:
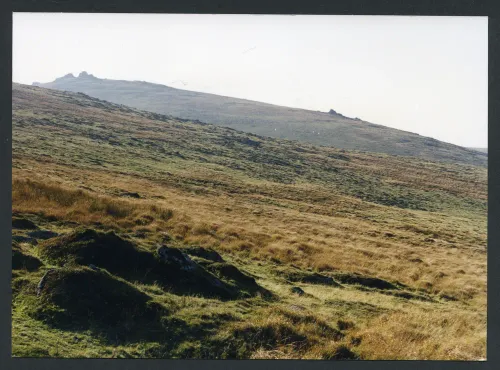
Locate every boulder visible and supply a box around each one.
[157,245,197,271]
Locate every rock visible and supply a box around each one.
[78,71,97,79]
[37,269,55,296]
[28,230,59,240]
[291,286,305,295]
[384,232,395,238]
[157,245,196,271]
[328,109,337,115]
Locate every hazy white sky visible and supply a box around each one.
[13,13,488,147]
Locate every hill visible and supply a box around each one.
[12,83,486,359]
[33,72,487,167]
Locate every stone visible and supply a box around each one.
[37,269,55,296]
[157,245,196,271]
[290,286,305,295]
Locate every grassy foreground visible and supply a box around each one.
[11,84,487,359]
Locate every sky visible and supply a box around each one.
[13,13,488,148]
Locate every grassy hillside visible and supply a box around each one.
[12,83,487,359]
[468,147,488,154]
[33,72,487,167]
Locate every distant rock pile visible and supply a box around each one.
[78,71,97,79]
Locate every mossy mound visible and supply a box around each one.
[38,228,240,299]
[204,262,271,298]
[12,241,42,271]
[12,217,38,230]
[34,266,167,341]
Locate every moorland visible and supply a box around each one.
[11,83,487,359]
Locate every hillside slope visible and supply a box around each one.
[12,83,486,360]
[33,72,487,167]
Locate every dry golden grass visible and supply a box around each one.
[353,309,487,360]
[13,158,486,301]
[12,156,487,360]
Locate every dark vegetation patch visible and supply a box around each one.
[183,246,225,262]
[119,191,141,199]
[279,309,344,340]
[439,293,459,302]
[203,322,309,359]
[337,319,355,331]
[322,345,359,360]
[347,284,435,302]
[27,230,59,240]
[12,217,38,230]
[331,272,402,291]
[12,241,42,271]
[12,235,38,245]
[274,266,342,287]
